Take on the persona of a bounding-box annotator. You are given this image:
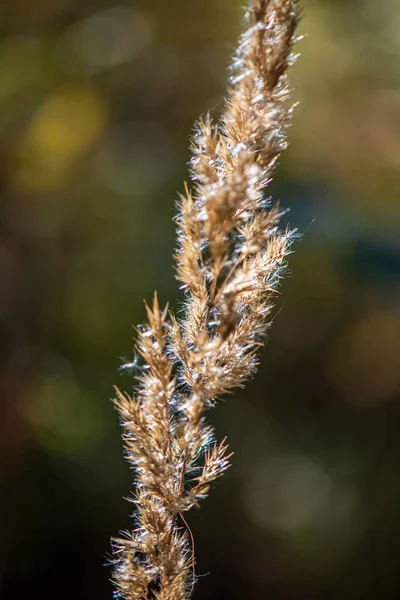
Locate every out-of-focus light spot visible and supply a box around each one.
[289,3,400,220]
[71,8,153,71]
[244,453,331,533]
[327,311,400,404]
[24,363,106,457]
[64,271,114,351]
[94,122,173,196]
[287,483,366,572]
[365,0,400,50]
[8,85,107,192]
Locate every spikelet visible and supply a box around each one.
[112,1,300,598]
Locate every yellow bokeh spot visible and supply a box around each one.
[8,85,107,191]
[327,311,400,405]
[25,373,106,457]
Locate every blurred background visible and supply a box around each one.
[0,0,400,598]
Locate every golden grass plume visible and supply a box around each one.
[112,1,301,598]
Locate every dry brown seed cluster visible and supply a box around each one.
[112,1,300,598]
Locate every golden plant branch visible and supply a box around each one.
[112,1,300,599]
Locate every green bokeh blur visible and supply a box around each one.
[1,0,400,598]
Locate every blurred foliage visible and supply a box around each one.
[0,0,399,599]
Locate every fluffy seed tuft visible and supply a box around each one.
[112,2,300,598]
